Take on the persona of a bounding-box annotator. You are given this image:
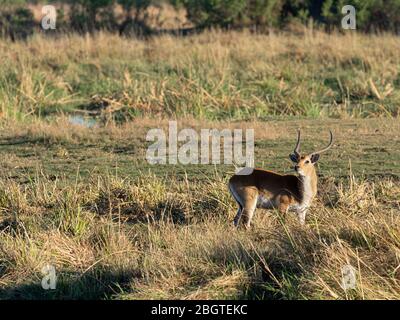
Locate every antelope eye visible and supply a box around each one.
[305,160,310,164]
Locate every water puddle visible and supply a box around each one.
[68,114,98,128]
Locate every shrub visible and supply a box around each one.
[117,0,152,35]
[181,0,247,28]
[0,6,35,40]
[65,0,116,32]
[177,0,284,29]
[322,0,400,33]
[240,0,284,28]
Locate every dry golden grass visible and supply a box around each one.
[1,30,399,120]
[0,150,399,299]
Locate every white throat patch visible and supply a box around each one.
[301,175,314,206]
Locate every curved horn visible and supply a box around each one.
[293,129,301,156]
[311,130,333,155]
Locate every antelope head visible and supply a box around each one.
[289,130,333,177]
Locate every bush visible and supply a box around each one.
[182,0,246,28]
[64,0,153,34]
[65,0,116,32]
[117,0,152,36]
[1,0,400,38]
[322,0,400,32]
[240,0,284,28]
[0,6,36,40]
[178,0,283,29]
[179,0,400,33]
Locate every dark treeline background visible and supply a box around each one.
[1,0,400,39]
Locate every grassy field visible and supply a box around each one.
[0,30,399,300]
[1,30,400,120]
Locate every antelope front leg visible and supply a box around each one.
[297,207,308,225]
[239,194,258,229]
[233,207,242,227]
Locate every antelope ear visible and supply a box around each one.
[311,154,320,163]
[289,153,298,163]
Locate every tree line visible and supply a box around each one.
[1,0,400,39]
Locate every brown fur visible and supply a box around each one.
[229,130,332,228]
[229,155,319,228]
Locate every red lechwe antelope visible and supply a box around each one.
[228,130,333,227]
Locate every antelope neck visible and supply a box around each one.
[298,172,316,205]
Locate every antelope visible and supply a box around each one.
[228,130,333,227]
